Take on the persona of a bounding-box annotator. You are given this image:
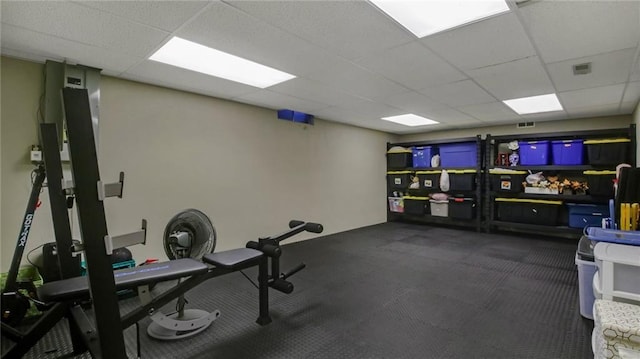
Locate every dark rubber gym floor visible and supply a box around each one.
[6,222,594,358]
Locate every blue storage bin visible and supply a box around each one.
[518,140,550,165]
[552,139,584,165]
[439,142,477,168]
[412,146,435,168]
[567,203,609,229]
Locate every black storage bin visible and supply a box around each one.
[448,197,476,219]
[416,170,440,191]
[496,198,562,226]
[448,170,476,192]
[584,139,630,166]
[584,170,616,197]
[387,148,413,169]
[490,171,526,193]
[387,171,412,190]
[404,196,429,215]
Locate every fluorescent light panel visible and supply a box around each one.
[370,0,510,38]
[503,93,564,115]
[149,37,295,89]
[381,114,439,126]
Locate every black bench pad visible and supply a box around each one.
[202,248,263,270]
[38,258,208,302]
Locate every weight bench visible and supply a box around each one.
[38,248,264,303]
[30,220,320,358]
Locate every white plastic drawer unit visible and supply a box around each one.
[594,242,640,303]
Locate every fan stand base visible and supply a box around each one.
[147,309,220,341]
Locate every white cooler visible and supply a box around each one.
[593,242,640,304]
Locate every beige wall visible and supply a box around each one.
[1,57,391,272]
[399,116,633,143]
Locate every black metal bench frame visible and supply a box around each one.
[2,89,321,359]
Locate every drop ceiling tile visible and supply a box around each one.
[546,48,637,92]
[314,106,408,133]
[176,2,344,78]
[74,1,209,32]
[226,1,413,60]
[620,101,638,114]
[518,1,640,63]
[422,13,536,70]
[381,91,447,114]
[419,80,496,107]
[234,90,328,114]
[457,102,520,123]
[622,81,640,105]
[1,23,141,76]
[339,99,402,120]
[558,84,626,110]
[417,106,482,126]
[314,106,371,125]
[466,56,554,100]
[268,77,362,109]
[566,103,621,118]
[1,1,169,58]
[519,111,568,123]
[305,61,409,100]
[632,58,640,81]
[356,41,467,90]
[123,60,257,99]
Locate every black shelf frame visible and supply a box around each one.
[484,125,637,237]
[386,135,484,232]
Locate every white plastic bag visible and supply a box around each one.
[440,169,450,192]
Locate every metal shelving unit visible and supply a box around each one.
[386,135,484,232]
[484,125,637,238]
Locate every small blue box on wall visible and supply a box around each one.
[278,109,314,125]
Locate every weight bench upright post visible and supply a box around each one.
[62,88,127,359]
[41,123,86,353]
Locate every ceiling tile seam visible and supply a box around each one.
[117,1,217,77]
[417,75,507,117]
[0,22,146,64]
[219,0,351,60]
[414,37,514,117]
[464,55,538,72]
[226,75,371,107]
[509,2,566,112]
[616,42,640,113]
[68,0,208,34]
[266,76,378,107]
[543,46,639,66]
[228,88,345,114]
[220,0,415,83]
[363,0,424,40]
[218,1,450,100]
[455,105,521,122]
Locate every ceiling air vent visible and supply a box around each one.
[573,62,592,75]
[517,122,535,129]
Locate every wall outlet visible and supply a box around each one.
[30,145,42,162]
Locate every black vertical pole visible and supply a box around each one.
[62,88,127,359]
[40,123,86,353]
[256,256,272,326]
[40,123,80,280]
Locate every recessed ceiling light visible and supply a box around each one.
[503,93,563,115]
[149,37,296,89]
[381,114,439,126]
[370,0,510,38]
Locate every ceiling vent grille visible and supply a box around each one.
[517,122,535,129]
[573,62,592,75]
